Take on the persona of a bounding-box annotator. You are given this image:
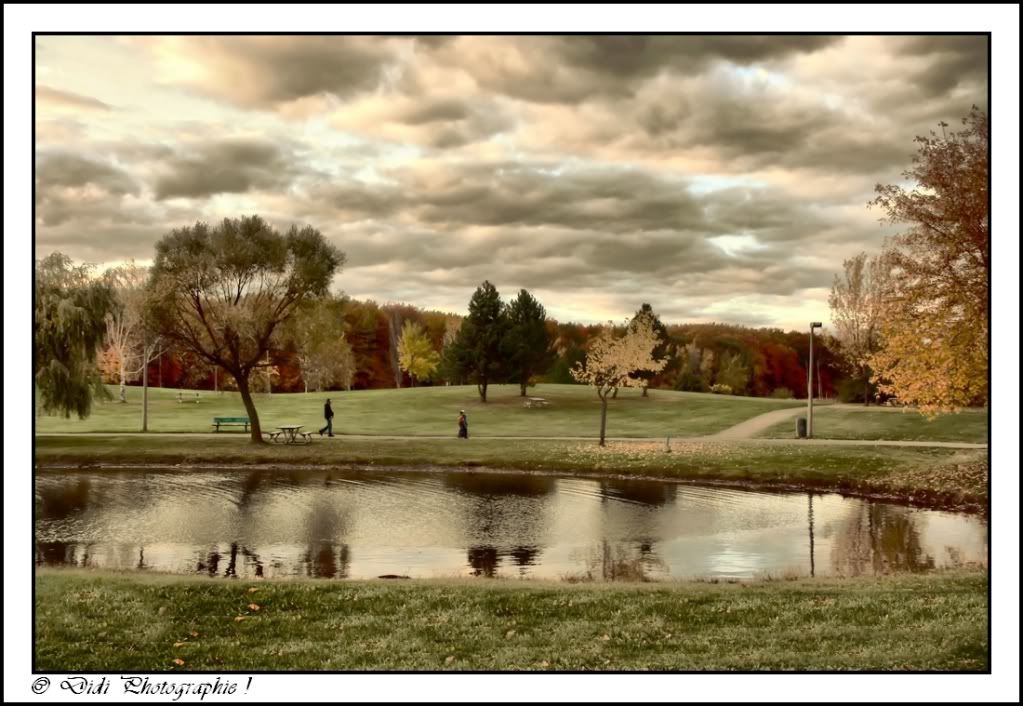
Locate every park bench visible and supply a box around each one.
[212,416,250,432]
[524,397,549,408]
[178,391,200,404]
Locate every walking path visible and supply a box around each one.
[35,430,987,449]
[707,406,806,440]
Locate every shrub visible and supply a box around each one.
[709,384,733,395]
[769,387,794,399]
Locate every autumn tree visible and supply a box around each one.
[503,289,556,396]
[868,107,989,413]
[445,281,508,402]
[716,350,750,395]
[286,297,356,392]
[34,253,114,418]
[397,320,440,386]
[624,303,671,397]
[148,216,344,442]
[571,317,667,445]
[828,252,889,405]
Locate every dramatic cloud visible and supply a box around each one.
[35,85,112,111]
[33,34,988,330]
[147,36,402,109]
[152,138,305,200]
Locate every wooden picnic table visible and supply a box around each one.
[524,397,549,408]
[271,424,311,445]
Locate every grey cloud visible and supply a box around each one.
[159,36,401,108]
[153,138,303,200]
[35,85,112,111]
[36,152,138,194]
[428,35,842,104]
[896,35,987,97]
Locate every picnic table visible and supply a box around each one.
[269,424,312,445]
[524,397,549,408]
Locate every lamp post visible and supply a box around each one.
[808,322,823,438]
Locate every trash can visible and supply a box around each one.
[796,417,808,438]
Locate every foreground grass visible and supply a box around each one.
[759,405,988,444]
[36,384,805,437]
[35,436,988,512]
[35,569,988,671]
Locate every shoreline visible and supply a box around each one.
[35,457,988,515]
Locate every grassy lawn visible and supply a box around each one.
[35,569,988,671]
[35,435,988,512]
[759,405,988,443]
[36,384,804,437]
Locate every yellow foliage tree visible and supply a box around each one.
[397,320,439,387]
[868,107,988,414]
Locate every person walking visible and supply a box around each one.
[320,398,335,437]
[457,409,469,439]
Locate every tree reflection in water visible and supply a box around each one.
[831,503,936,575]
[467,545,500,577]
[568,540,668,582]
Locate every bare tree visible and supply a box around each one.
[828,251,889,405]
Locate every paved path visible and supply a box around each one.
[35,431,987,449]
[707,406,806,440]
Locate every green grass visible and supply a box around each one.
[35,436,988,512]
[759,405,988,443]
[36,384,804,437]
[35,569,988,671]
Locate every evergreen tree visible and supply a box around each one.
[503,289,556,396]
[446,281,507,402]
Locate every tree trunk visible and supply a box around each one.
[599,394,609,446]
[236,373,265,443]
[642,385,649,397]
[520,381,527,397]
[141,356,149,432]
[478,379,487,402]
[863,366,870,406]
[612,388,618,399]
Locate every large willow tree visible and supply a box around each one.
[34,253,114,418]
[148,216,345,442]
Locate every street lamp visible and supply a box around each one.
[808,322,823,438]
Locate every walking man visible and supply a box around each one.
[320,398,335,437]
[457,409,468,439]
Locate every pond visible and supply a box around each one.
[35,468,987,581]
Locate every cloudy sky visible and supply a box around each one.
[34,34,987,330]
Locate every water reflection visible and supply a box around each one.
[34,469,987,580]
[831,504,937,575]
[599,478,677,506]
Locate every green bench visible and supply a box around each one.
[212,416,250,432]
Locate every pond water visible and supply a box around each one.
[35,469,987,581]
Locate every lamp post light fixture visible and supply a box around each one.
[808,322,823,438]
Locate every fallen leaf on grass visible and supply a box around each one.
[173,642,186,648]
[247,587,259,593]
[234,616,246,622]
[190,631,199,638]
[248,603,261,611]
[173,658,185,666]
[444,655,455,665]
[505,630,516,639]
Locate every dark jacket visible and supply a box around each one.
[324,402,334,419]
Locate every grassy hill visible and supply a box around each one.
[35,384,804,438]
[757,405,988,444]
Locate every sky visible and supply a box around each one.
[33,34,988,330]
